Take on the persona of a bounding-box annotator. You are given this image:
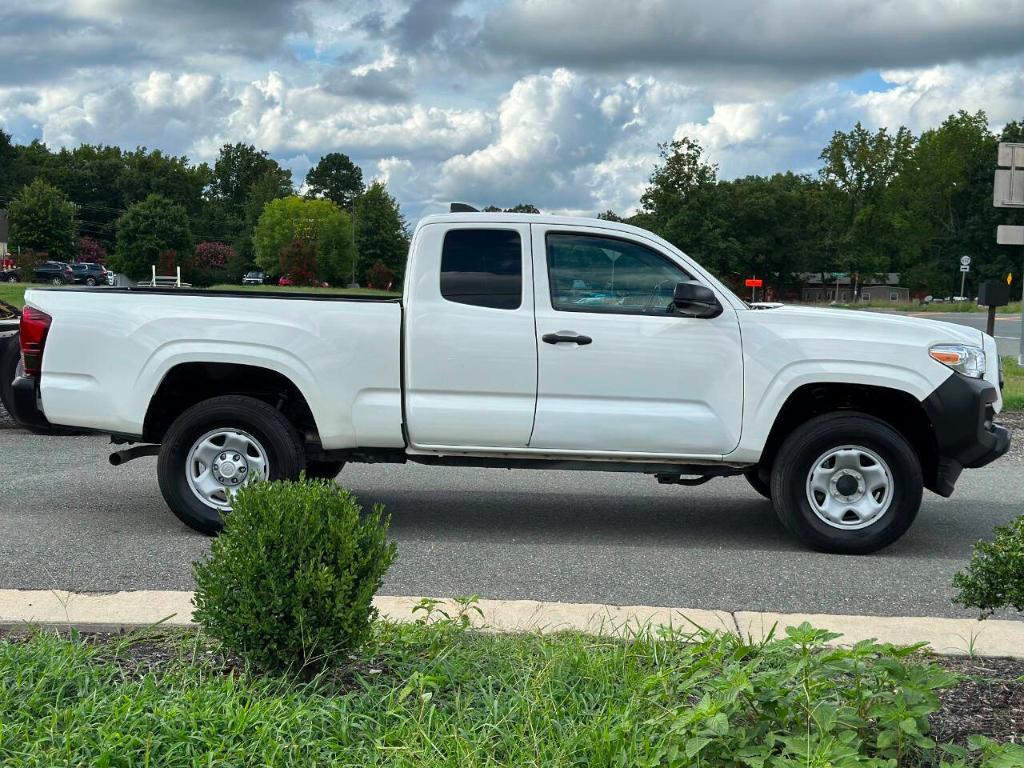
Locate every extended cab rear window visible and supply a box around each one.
[440,229,522,310]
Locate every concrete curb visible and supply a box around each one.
[1,590,1021,658]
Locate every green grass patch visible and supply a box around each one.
[1002,356,1024,412]
[1,620,1020,767]
[813,300,1022,314]
[0,283,27,308]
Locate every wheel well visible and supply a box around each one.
[759,383,937,487]
[143,363,319,444]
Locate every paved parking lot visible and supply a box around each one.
[1,423,1020,621]
[901,311,1022,358]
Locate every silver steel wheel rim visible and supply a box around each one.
[805,445,893,530]
[185,428,269,510]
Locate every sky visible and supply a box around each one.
[1,0,1023,221]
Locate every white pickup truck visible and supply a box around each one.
[11,212,1010,553]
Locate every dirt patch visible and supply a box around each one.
[930,655,1024,747]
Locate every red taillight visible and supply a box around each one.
[20,307,52,377]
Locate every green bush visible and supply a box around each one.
[953,516,1024,616]
[192,479,396,674]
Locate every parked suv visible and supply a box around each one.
[70,262,110,286]
[242,271,266,285]
[1,268,17,283]
[33,261,74,285]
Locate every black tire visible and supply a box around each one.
[5,275,16,283]
[744,469,772,500]
[157,395,305,535]
[50,277,62,286]
[305,460,345,480]
[85,277,97,286]
[770,412,922,555]
[0,337,18,418]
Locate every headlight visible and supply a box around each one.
[929,343,986,378]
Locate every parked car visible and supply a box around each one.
[242,271,266,286]
[70,262,110,286]
[277,275,292,286]
[10,211,1010,553]
[33,261,74,285]
[1,268,17,283]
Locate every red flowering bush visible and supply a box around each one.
[77,237,108,265]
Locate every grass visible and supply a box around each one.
[0,283,27,308]
[815,300,1022,314]
[1002,356,1024,412]
[4,619,1020,768]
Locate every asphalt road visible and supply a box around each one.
[899,311,1023,358]
[1,426,1020,620]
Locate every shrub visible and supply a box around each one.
[192,479,396,674]
[365,259,396,290]
[953,515,1024,616]
[184,241,234,287]
[278,238,319,286]
[12,248,44,280]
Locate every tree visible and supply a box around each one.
[77,236,108,264]
[305,152,364,210]
[211,143,292,210]
[119,148,210,216]
[819,123,915,279]
[483,203,540,213]
[8,179,78,261]
[253,196,354,283]
[111,194,192,280]
[43,144,127,246]
[354,182,409,284]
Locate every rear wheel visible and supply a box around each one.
[85,277,97,286]
[50,277,62,286]
[157,395,305,534]
[771,413,922,554]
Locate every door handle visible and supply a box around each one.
[542,332,592,345]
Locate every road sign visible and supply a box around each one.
[995,142,1024,208]
[997,224,1024,245]
[960,255,971,267]
[744,278,763,288]
[960,265,970,272]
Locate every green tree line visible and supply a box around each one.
[616,110,1024,299]
[0,135,409,288]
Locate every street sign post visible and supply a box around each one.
[994,145,1024,364]
[959,256,970,299]
[745,277,763,302]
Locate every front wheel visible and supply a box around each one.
[85,277,97,286]
[771,413,922,554]
[157,395,305,534]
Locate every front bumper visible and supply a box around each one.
[10,375,53,431]
[922,373,1012,497]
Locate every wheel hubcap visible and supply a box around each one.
[186,429,269,510]
[805,445,893,530]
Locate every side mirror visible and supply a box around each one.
[672,282,723,318]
